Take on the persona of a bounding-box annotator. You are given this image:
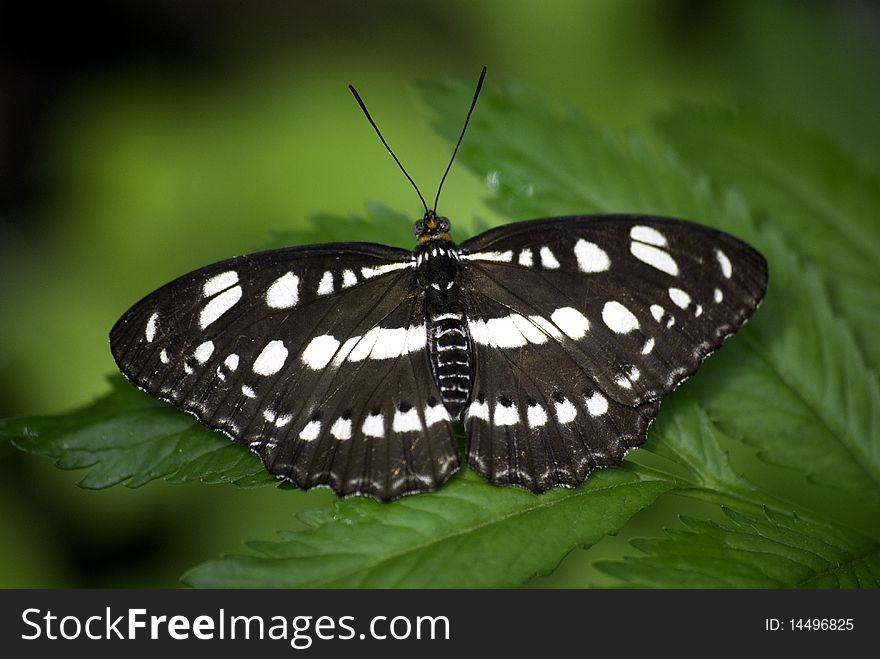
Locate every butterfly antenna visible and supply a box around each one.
[433,66,487,214]
[349,84,429,215]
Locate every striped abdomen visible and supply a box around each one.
[429,310,472,419]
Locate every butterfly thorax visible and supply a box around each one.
[415,238,461,307]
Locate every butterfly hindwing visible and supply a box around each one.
[457,215,767,490]
[462,285,661,491]
[110,243,459,500]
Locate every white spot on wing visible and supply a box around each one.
[342,270,357,288]
[145,312,158,342]
[200,285,242,329]
[630,242,679,276]
[585,392,608,416]
[494,401,519,426]
[159,349,170,364]
[714,288,724,303]
[332,335,361,366]
[424,403,450,427]
[716,249,732,278]
[527,403,547,428]
[466,250,513,263]
[518,249,533,267]
[203,270,239,297]
[669,287,691,309]
[510,314,548,344]
[613,365,641,390]
[554,397,577,424]
[360,262,411,279]
[575,239,610,272]
[331,416,352,440]
[317,271,334,295]
[299,419,321,441]
[467,319,490,346]
[266,272,299,309]
[194,340,214,363]
[602,301,639,333]
[529,315,563,339]
[348,327,381,362]
[393,407,422,432]
[650,304,675,327]
[486,316,527,348]
[405,324,427,353]
[370,327,407,359]
[362,412,385,438]
[302,335,340,370]
[466,399,490,422]
[275,414,292,428]
[641,337,655,354]
[241,385,256,398]
[469,315,553,348]
[253,340,288,375]
[224,353,239,371]
[630,225,667,246]
[551,307,590,339]
[539,246,560,269]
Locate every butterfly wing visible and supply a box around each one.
[458,214,767,491]
[110,243,459,500]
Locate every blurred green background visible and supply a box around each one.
[1,0,878,587]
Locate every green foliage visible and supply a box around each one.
[4,76,880,587]
[597,508,880,589]
[695,227,880,504]
[655,109,880,368]
[5,378,274,489]
[262,203,416,251]
[183,469,669,588]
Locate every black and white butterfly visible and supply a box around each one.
[110,69,767,501]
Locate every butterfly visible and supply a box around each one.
[110,68,767,501]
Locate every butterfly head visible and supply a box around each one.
[415,211,452,244]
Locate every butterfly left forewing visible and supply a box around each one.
[460,215,767,407]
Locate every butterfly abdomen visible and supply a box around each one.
[429,310,472,419]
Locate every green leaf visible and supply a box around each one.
[655,107,880,367]
[183,469,671,588]
[3,377,274,489]
[639,393,756,500]
[696,222,880,505]
[261,202,414,250]
[596,507,880,588]
[421,80,720,223]
[619,392,880,588]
